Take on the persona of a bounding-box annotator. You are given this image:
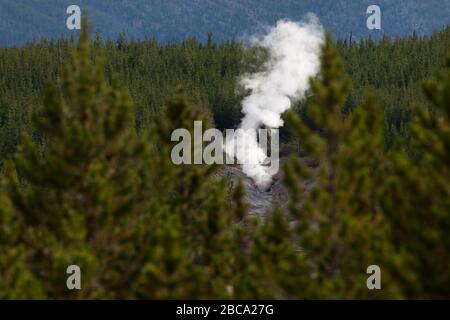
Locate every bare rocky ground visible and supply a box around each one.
[218,156,318,219]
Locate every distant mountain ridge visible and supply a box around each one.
[1,0,449,47]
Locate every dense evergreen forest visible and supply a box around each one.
[0,22,449,299]
[0,27,449,162]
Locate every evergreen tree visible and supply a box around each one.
[284,34,405,298]
[385,52,450,298]
[2,21,149,298]
[0,21,449,299]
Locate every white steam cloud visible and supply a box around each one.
[226,16,325,190]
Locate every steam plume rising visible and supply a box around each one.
[227,16,324,190]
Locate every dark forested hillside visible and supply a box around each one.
[0,26,449,162]
[0,0,449,47]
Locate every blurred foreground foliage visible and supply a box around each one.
[0,26,449,299]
